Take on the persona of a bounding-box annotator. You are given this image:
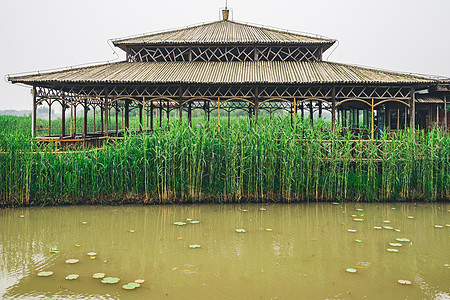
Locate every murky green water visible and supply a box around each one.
[0,203,449,299]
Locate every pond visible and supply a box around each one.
[0,203,449,299]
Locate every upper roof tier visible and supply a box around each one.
[113,19,336,49]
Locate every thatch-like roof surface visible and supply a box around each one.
[113,20,335,47]
[9,61,436,85]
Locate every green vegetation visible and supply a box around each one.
[1,115,450,206]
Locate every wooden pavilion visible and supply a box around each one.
[8,9,450,142]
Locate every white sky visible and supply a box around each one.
[1,0,449,110]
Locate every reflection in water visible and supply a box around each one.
[0,203,449,299]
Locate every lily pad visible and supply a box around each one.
[396,238,410,242]
[128,282,141,288]
[407,216,414,219]
[398,279,412,285]
[92,273,106,279]
[383,226,393,230]
[373,226,382,230]
[87,252,97,256]
[101,277,120,284]
[332,202,339,205]
[355,239,362,243]
[355,209,364,212]
[185,218,193,222]
[173,222,187,226]
[189,221,200,224]
[346,268,357,273]
[189,244,201,249]
[394,229,401,232]
[235,229,246,233]
[353,218,364,222]
[65,274,79,280]
[266,228,273,231]
[135,279,145,284]
[242,209,249,212]
[49,249,60,254]
[122,284,136,290]
[389,243,402,247]
[259,208,267,211]
[347,229,356,233]
[434,225,443,228]
[37,271,53,277]
[65,259,79,264]
[383,220,391,223]
[351,214,358,218]
[387,248,399,253]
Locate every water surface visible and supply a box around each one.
[1,203,449,299]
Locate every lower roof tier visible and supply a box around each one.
[9,60,438,86]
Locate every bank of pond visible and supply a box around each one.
[1,116,450,206]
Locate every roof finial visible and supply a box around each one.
[222,1,229,20]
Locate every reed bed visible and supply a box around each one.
[1,115,449,206]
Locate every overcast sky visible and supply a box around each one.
[1,0,449,110]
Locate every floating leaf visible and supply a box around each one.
[49,249,60,254]
[355,239,362,243]
[186,218,193,222]
[391,208,396,210]
[383,220,391,223]
[37,271,53,277]
[101,277,120,284]
[135,279,145,284]
[65,274,79,280]
[93,273,106,279]
[389,243,402,247]
[128,282,141,288]
[351,214,358,218]
[266,228,273,231]
[353,218,364,222]
[346,268,357,273]
[235,229,246,233]
[122,284,136,290]
[65,259,79,264]
[75,244,82,248]
[347,229,356,233]
[394,229,401,232]
[332,202,339,205]
[90,256,96,260]
[396,238,410,242]
[373,226,382,230]
[189,221,200,224]
[242,209,249,212]
[20,215,25,218]
[173,222,186,226]
[383,226,393,230]
[434,225,443,228]
[129,229,135,233]
[398,279,412,285]
[189,244,201,249]
[407,216,414,219]
[259,208,266,211]
[87,252,97,256]
[177,237,183,240]
[355,209,364,212]
[82,221,88,225]
[387,248,399,253]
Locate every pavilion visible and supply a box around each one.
[8,9,450,141]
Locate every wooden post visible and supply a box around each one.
[410,87,415,132]
[397,108,400,131]
[301,103,304,120]
[228,110,231,127]
[83,100,88,138]
[318,101,322,119]
[150,102,154,131]
[93,107,96,132]
[124,100,130,130]
[207,101,210,122]
[166,99,170,129]
[332,86,336,129]
[254,86,259,123]
[48,102,52,136]
[179,86,183,125]
[445,95,447,132]
[188,101,192,125]
[73,103,77,137]
[31,86,37,138]
[309,100,313,125]
[371,99,374,140]
[104,89,109,137]
[142,98,146,131]
[436,104,439,127]
[61,101,66,137]
[100,106,104,134]
[139,101,143,131]
[115,102,119,133]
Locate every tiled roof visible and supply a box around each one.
[9,61,436,85]
[113,20,335,46]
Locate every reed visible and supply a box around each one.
[1,115,450,206]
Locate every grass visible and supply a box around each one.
[0,115,449,206]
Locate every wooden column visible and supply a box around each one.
[83,100,88,138]
[124,100,130,130]
[254,86,259,123]
[445,95,447,132]
[150,102,154,131]
[397,108,400,131]
[371,99,374,140]
[138,102,143,131]
[142,97,146,131]
[188,101,192,125]
[159,99,162,128]
[301,103,304,120]
[104,89,109,137]
[93,107,96,132]
[61,101,66,137]
[48,102,52,136]
[179,86,183,124]
[332,86,336,129]
[318,102,322,119]
[115,102,119,133]
[100,106,104,134]
[166,99,170,129]
[436,104,439,126]
[73,103,77,137]
[309,100,313,125]
[31,87,37,138]
[207,101,210,122]
[410,88,415,132]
